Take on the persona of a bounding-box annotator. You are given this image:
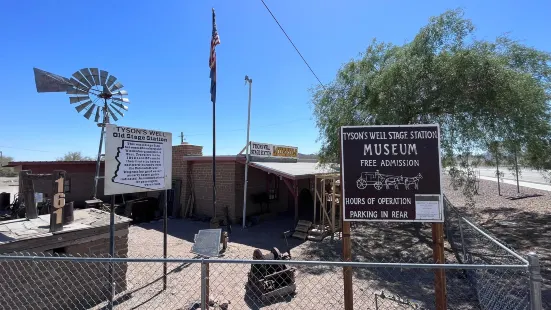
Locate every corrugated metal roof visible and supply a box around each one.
[250,161,339,179]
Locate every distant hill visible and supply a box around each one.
[298,153,319,160]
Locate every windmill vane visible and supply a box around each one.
[33,67,130,124]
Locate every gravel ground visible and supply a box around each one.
[107,215,477,309]
[442,175,551,308]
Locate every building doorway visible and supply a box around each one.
[297,188,314,221]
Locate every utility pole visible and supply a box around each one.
[179,132,185,144]
[242,75,253,228]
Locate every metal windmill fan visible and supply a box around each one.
[33,67,130,123]
[68,68,129,123]
[33,67,131,199]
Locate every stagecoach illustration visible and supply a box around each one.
[356,170,423,191]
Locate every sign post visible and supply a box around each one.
[340,124,445,310]
[104,124,173,295]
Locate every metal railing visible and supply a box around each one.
[0,251,542,310]
[443,195,543,310]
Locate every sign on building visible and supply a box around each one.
[104,124,172,195]
[249,141,298,159]
[340,124,443,222]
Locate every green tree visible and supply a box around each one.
[57,151,94,161]
[311,9,551,186]
[0,154,16,177]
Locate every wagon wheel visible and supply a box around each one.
[374,181,383,190]
[356,178,368,190]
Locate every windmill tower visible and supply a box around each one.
[33,68,131,199]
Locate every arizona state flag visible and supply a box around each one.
[209,8,220,103]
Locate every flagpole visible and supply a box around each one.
[242,76,252,228]
[210,8,220,221]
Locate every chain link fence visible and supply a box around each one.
[0,251,539,310]
[443,195,542,310]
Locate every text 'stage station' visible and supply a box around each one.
[340,124,443,222]
[104,125,172,195]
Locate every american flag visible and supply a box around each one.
[210,8,220,103]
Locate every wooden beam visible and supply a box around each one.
[19,170,38,219]
[282,178,295,197]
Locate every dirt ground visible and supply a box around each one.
[442,175,551,308]
[98,213,480,310]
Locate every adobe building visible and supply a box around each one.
[172,142,336,226]
[7,141,336,226]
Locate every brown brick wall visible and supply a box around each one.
[172,144,203,218]
[0,227,130,310]
[190,162,236,219]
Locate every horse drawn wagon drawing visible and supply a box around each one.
[356,171,423,191]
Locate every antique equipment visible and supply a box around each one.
[246,247,296,302]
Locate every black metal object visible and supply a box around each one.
[0,192,10,210]
[246,247,296,302]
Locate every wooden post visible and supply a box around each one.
[50,170,66,232]
[432,223,447,310]
[339,132,353,310]
[293,180,299,222]
[19,170,38,219]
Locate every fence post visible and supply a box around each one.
[458,219,468,263]
[527,252,543,310]
[201,259,207,310]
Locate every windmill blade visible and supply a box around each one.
[69,96,90,104]
[83,105,95,119]
[112,90,128,96]
[105,75,117,89]
[99,70,109,85]
[66,88,88,95]
[69,78,89,92]
[106,105,119,122]
[112,97,130,103]
[110,82,123,92]
[111,101,128,111]
[90,68,100,86]
[33,68,72,93]
[94,105,101,122]
[72,70,92,88]
[109,104,125,117]
[75,100,93,113]
[80,68,94,86]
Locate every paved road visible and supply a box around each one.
[476,166,549,184]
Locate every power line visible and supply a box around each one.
[259,0,326,90]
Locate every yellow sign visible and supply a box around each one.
[273,145,298,158]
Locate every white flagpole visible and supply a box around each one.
[242,75,253,228]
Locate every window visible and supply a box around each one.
[268,175,279,200]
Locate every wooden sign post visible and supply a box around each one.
[50,170,66,232]
[18,170,68,232]
[340,124,446,310]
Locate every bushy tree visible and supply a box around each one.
[0,154,16,177]
[311,8,551,191]
[56,151,94,161]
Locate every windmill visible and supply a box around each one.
[33,67,130,199]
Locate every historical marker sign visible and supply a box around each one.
[340,124,443,222]
[104,124,172,195]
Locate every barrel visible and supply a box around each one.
[63,201,74,225]
[0,192,10,210]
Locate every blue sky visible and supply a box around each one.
[1,0,550,161]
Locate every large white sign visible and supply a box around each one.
[104,124,172,195]
[249,141,298,159]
